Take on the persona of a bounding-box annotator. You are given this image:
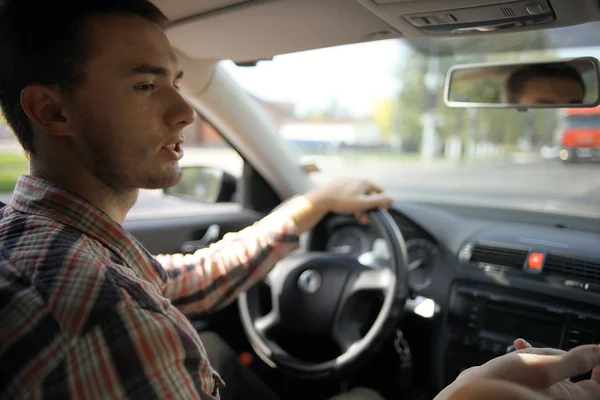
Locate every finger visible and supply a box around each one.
[360,193,394,210]
[485,346,596,390]
[593,365,600,383]
[514,338,532,350]
[362,180,384,194]
[355,212,369,224]
[517,347,567,356]
[535,344,600,387]
[573,379,600,400]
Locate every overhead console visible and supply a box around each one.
[355,0,600,37]
[402,0,554,34]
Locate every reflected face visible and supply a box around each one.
[518,76,585,105]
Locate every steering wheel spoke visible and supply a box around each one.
[333,325,362,353]
[254,310,280,335]
[346,267,395,295]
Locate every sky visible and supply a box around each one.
[222,39,407,118]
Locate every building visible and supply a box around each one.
[184,95,296,147]
[181,95,385,154]
[279,119,384,154]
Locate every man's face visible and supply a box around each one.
[64,15,195,191]
[518,75,585,105]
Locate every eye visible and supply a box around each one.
[135,82,156,91]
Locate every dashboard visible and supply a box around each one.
[308,202,600,392]
[313,213,440,291]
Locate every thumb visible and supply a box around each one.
[514,338,532,350]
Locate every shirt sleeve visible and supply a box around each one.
[157,204,301,315]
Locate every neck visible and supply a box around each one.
[30,150,137,225]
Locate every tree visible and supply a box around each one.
[371,99,396,140]
[392,30,560,156]
[395,51,428,152]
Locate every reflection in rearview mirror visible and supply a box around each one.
[444,57,600,109]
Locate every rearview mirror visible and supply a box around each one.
[444,57,600,109]
[164,166,238,203]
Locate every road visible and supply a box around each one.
[2,156,599,220]
[311,157,600,218]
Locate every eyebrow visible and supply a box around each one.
[129,64,184,80]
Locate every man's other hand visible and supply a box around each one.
[436,339,600,400]
[509,338,600,399]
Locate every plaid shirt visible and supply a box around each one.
[0,175,300,399]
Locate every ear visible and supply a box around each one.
[20,85,72,137]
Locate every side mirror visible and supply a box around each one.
[164,166,238,203]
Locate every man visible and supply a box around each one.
[0,1,597,399]
[0,1,392,399]
[505,63,586,105]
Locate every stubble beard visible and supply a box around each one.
[78,114,183,194]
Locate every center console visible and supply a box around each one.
[444,283,600,385]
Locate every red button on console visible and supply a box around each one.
[528,252,545,270]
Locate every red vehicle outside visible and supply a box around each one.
[559,105,600,162]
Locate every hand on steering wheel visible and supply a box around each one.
[238,208,409,378]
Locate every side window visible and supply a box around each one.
[156,114,245,208]
[0,117,27,202]
[181,114,243,178]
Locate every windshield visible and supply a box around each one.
[224,22,600,218]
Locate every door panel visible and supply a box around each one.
[124,204,264,340]
[124,207,264,255]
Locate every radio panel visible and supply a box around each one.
[445,285,600,384]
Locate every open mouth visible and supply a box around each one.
[164,143,181,152]
[162,142,184,160]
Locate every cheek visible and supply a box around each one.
[88,85,165,148]
[112,104,161,149]
[132,110,164,152]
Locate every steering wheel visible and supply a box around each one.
[238,208,409,378]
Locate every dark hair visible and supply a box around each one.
[0,0,169,155]
[505,63,586,103]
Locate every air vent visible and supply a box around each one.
[501,7,516,17]
[469,243,528,270]
[544,254,600,284]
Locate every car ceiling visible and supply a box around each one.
[152,0,600,62]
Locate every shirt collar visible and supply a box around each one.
[11,174,167,288]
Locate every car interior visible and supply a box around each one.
[28,0,600,399]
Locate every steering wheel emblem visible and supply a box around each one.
[297,269,321,294]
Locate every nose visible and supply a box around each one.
[165,90,196,129]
